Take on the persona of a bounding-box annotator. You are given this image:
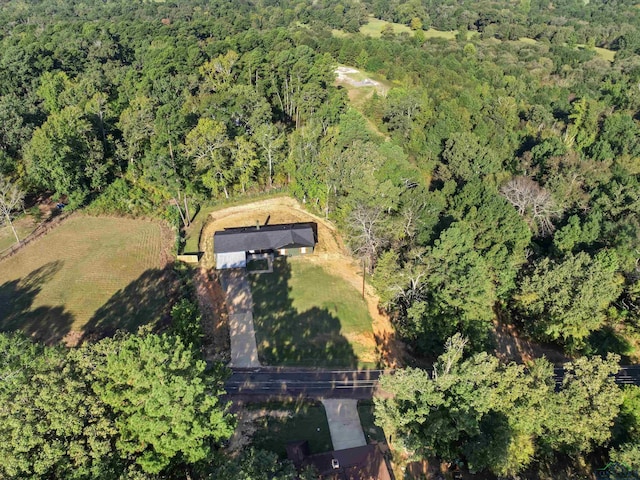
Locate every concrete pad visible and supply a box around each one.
[220,269,253,314]
[321,399,367,451]
[229,312,260,368]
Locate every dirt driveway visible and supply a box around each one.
[198,196,405,367]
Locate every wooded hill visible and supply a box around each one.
[0,0,639,477]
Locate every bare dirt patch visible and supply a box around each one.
[197,196,405,367]
[335,66,389,95]
[194,267,230,363]
[493,320,569,365]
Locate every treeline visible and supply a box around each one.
[0,0,639,475]
[0,330,319,480]
[3,0,639,53]
[364,0,640,51]
[376,335,640,476]
[0,0,638,359]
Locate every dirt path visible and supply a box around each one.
[197,196,405,367]
[193,268,230,363]
[493,320,569,365]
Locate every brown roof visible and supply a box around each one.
[287,442,392,480]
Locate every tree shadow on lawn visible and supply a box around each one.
[0,261,75,345]
[250,258,359,368]
[251,401,333,458]
[81,266,179,343]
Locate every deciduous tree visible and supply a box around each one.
[0,176,24,244]
[516,250,624,349]
[85,333,234,474]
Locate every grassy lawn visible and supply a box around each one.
[360,17,413,37]
[250,257,376,367]
[0,217,37,253]
[592,46,616,62]
[0,215,174,345]
[251,401,332,457]
[358,401,387,444]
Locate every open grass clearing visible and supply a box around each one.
[249,401,332,458]
[357,17,459,40]
[199,196,405,367]
[0,215,175,345]
[591,46,616,62]
[518,37,615,62]
[359,17,413,37]
[250,257,377,368]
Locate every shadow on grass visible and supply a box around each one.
[357,401,386,445]
[250,258,358,367]
[251,401,333,457]
[81,267,178,343]
[0,261,75,345]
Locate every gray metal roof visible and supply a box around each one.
[213,223,316,254]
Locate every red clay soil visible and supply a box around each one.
[194,267,230,362]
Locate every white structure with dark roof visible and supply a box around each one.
[213,222,317,270]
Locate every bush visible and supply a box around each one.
[170,299,203,351]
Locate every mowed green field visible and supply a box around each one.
[251,257,376,367]
[358,17,459,39]
[0,215,173,345]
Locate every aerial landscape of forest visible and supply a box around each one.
[0,0,640,478]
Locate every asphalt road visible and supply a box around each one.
[225,365,640,399]
[553,364,640,387]
[225,368,383,399]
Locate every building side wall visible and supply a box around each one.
[277,246,314,257]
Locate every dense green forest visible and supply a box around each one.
[1,0,640,477]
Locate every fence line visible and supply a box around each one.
[0,212,74,262]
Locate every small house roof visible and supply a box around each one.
[213,222,316,254]
[287,443,391,480]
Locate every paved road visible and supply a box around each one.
[225,365,640,399]
[552,364,640,387]
[225,368,383,398]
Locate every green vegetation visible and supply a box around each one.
[0,216,172,343]
[251,258,376,367]
[251,402,333,457]
[0,331,234,478]
[359,17,415,37]
[376,335,623,476]
[0,0,639,476]
[358,18,459,39]
[358,401,387,444]
[0,218,34,252]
